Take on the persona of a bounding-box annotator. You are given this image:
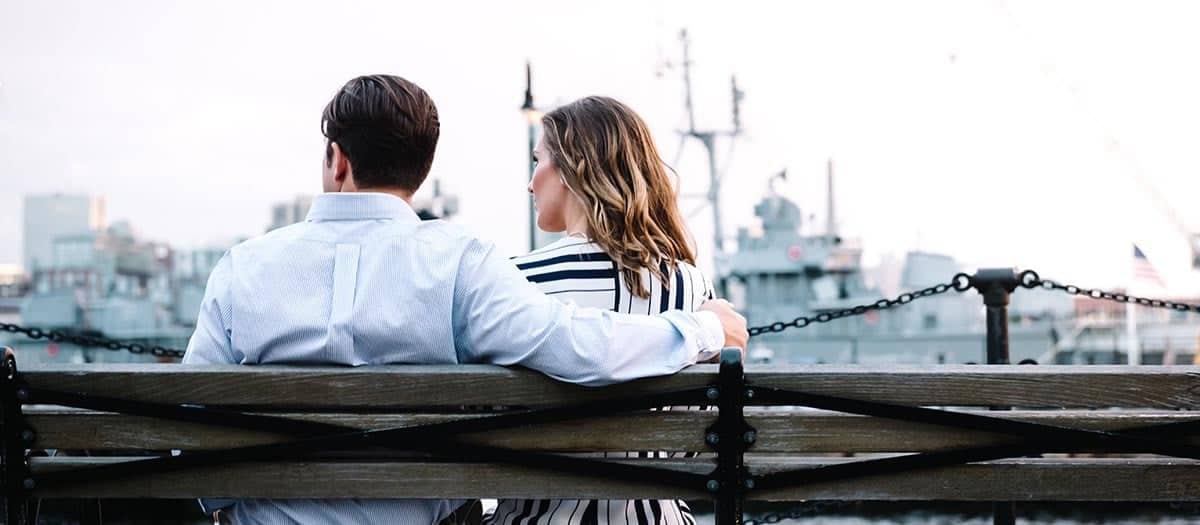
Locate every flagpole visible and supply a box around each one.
[1127,245,1140,365]
[1126,301,1139,365]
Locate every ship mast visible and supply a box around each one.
[825,158,837,242]
[674,29,743,291]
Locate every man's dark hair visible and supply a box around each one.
[321,75,440,192]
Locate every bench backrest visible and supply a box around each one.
[9,361,1200,503]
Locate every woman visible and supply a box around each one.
[491,96,711,525]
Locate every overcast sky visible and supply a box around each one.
[2,0,1198,293]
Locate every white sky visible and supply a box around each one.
[1,0,1198,293]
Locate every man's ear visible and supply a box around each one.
[330,142,351,187]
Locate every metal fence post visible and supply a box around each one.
[974,268,1018,365]
[971,270,1019,525]
[708,349,753,525]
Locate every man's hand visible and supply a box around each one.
[699,299,748,351]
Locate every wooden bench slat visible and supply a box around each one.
[747,365,1200,409]
[31,457,1200,501]
[23,364,1200,408]
[24,408,713,452]
[750,457,1200,502]
[20,364,714,408]
[754,409,1200,453]
[30,457,711,499]
[26,408,1200,452]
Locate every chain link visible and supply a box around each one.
[5,269,1195,358]
[1018,270,1200,314]
[0,322,185,359]
[747,272,974,337]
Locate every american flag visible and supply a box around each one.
[1133,245,1165,287]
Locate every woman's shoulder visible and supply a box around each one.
[511,237,610,269]
[513,238,619,309]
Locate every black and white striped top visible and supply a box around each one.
[512,237,714,316]
[488,237,713,525]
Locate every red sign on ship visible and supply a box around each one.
[786,245,804,262]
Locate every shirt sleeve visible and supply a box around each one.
[452,238,724,386]
[182,253,242,365]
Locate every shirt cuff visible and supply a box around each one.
[692,310,725,363]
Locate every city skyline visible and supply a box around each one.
[3,1,1199,294]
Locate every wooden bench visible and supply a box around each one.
[4,348,1200,524]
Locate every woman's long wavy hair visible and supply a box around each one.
[541,96,697,299]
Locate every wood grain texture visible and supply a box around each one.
[19,363,715,408]
[22,363,1200,503]
[745,365,1200,409]
[30,457,1200,501]
[27,408,1200,453]
[24,408,713,452]
[22,364,1200,409]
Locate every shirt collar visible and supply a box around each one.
[305,192,420,223]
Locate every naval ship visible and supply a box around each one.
[713,162,1200,366]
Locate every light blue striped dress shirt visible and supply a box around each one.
[182,192,724,525]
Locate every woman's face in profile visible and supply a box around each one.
[529,136,571,232]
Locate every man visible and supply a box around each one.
[183,74,748,524]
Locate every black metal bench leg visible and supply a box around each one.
[2,350,32,525]
[993,502,1015,524]
[709,349,754,525]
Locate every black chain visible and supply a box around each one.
[0,322,186,359]
[6,269,1193,359]
[1018,270,1200,314]
[747,273,973,337]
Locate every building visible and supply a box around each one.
[172,245,228,325]
[267,196,314,232]
[23,194,106,272]
[0,264,28,325]
[0,264,28,296]
[14,212,202,363]
[7,184,469,363]
[22,221,174,335]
